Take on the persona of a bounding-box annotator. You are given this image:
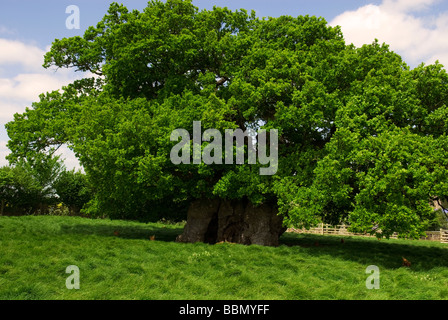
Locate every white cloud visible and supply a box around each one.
[0,38,46,72]
[0,72,76,102]
[330,0,448,68]
[0,101,26,123]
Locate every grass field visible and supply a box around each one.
[0,215,447,300]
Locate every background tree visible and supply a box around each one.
[53,169,91,215]
[0,166,16,215]
[6,0,448,244]
[0,155,63,215]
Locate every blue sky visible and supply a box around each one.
[1,0,448,169]
[1,0,383,49]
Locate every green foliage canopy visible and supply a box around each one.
[6,0,448,237]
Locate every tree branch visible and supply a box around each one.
[436,198,448,220]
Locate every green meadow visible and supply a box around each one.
[0,215,447,300]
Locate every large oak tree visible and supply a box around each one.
[6,0,448,245]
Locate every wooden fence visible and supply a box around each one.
[287,224,448,244]
[441,229,448,244]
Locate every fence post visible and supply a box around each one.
[441,229,448,244]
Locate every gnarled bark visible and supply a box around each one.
[176,198,286,246]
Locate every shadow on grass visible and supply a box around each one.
[280,232,448,271]
[60,221,184,242]
[59,218,447,272]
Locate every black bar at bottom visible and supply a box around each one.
[0,299,442,319]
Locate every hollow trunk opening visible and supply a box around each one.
[176,198,286,246]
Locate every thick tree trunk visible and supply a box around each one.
[176,198,286,246]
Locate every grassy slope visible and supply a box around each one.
[0,215,447,300]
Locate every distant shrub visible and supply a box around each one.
[53,169,92,215]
